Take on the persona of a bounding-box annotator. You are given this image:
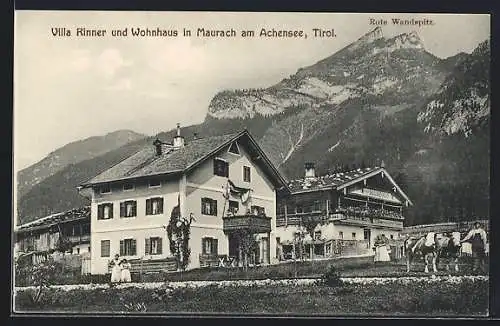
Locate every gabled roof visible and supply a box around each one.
[80,129,290,192]
[287,166,413,206]
[15,206,90,234]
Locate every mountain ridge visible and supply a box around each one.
[17,28,490,227]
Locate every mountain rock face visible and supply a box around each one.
[17,28,490,227]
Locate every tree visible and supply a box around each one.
[166,197,195,271]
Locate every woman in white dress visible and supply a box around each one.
[120,259,132,283]
[373,235,391,263]
[110,254,122,284]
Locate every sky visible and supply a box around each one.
[13,11,490,172]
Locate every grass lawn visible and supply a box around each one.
[14,278,489,316]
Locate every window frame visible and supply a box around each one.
[213,158,229,178]
[97,203,114,220]
[243,166,251,182]
[201,197,218,216]
[228,200,239,215]
[228,142,240,155]
[145,237,163,256]
[148,179,162,188]
[123,182,135,192]
[120,238,137,256]
[120,200,138,218]
[146,197,164,215]
[201,237,219,255]
[100,240,111,257]
[352,232,356,240]
[100,184,111,194]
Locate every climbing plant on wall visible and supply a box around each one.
[166,196,195,271]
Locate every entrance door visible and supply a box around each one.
[364,229,371,248]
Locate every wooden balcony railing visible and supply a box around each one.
[222,214,272,233]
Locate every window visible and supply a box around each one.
[88,246,91,253]
[145,237,163,255]
[146,197,164,215]
[314,231,322,240]
[213,158,229,177]
[296,205,303,214]
[228,200,239,215]
[100,240,110,257]
[149,179,162,188]
[352,232,356,240]
[228,142,240,155]
[390,234,394,240]
[97,203,113,220]
[251,205,266,216]
[120,239,137,256]
[325,243,332,255]
[202,237,218,255]
[339,231,344,239]
[100,184,111,194]
[120,200,137,218]
[243,166,251,182]
[201,198,217,216]
[123,183,134,191]
[77,248,80,254]
[313,201,321,212]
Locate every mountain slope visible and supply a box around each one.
[17,130,147,198]
[17,28,490,227]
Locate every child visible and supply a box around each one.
[109,254,122,285]
[120,258,132,283]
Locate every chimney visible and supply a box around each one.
[173,123,185,148]
[153,138,163,156]
[304,162,316,179]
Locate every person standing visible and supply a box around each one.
[461,222,488,273]
[109,254,122,285]
[120,259,132,283]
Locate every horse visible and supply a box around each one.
[434,232,462,272]
[404,232,439,273]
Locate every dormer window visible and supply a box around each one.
[228,142,240,155]
[100,184,111,194]
[149,180,161,188]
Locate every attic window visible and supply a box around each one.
[228,142,240,155]
[149,180,162,188]
[123,183,134,191]
[100,184,111,194]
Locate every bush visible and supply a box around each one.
[319,264,343,287]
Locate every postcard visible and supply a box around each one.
[13,11,491,317]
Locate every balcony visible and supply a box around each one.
[222,214,272,233]
[67,234,91,244]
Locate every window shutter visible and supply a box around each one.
[120,202,125,217]
[157,238,163,254]
[202,238,206,255]
[159,198,164,214]
[212,200,217,216]
[131,239,137,255]
[224,162,229,177]
[146,199,152,215]
[120,240,124,256]
[145,238,151,255]
[108,204,113,219]
[132,202,137,217]
[98,205,104,219]
[213,239,218,255]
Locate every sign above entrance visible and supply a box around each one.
[349,187,402,204]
